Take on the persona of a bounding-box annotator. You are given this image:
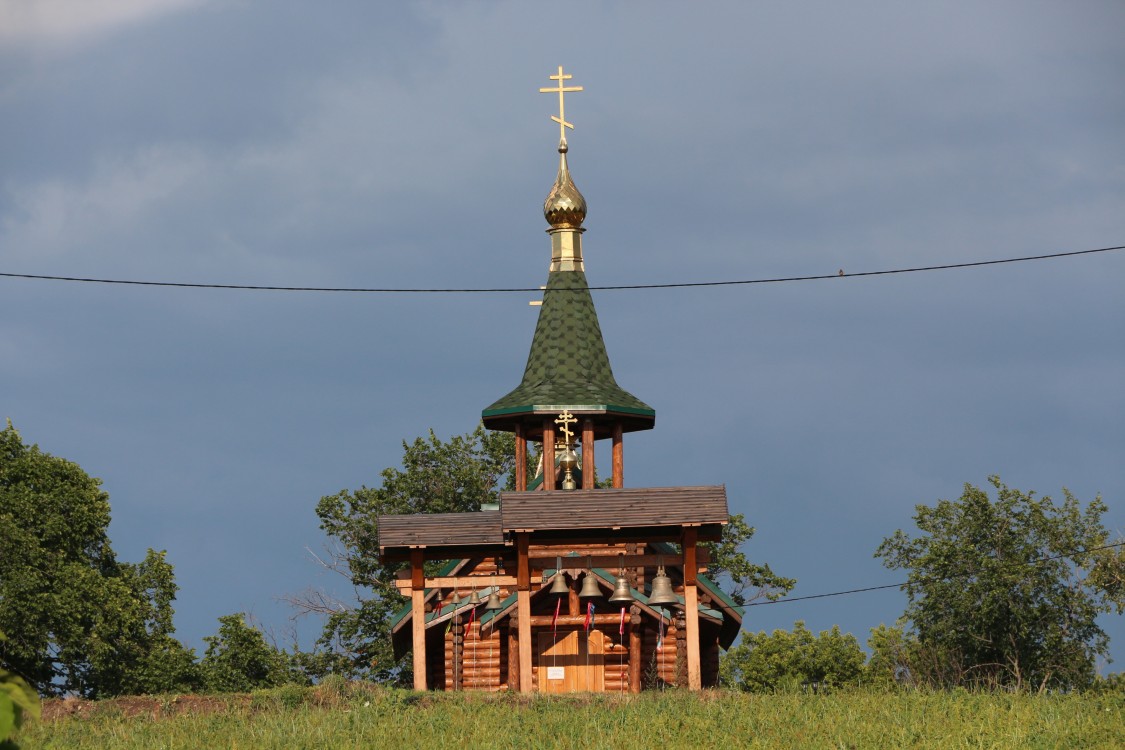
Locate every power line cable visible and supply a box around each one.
[742,540,1125,607]
[1,245,1121,294]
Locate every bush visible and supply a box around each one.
[720,621,866,692]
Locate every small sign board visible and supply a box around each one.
[546,666,565,681]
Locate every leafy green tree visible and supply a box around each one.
[199,614,297,693]
[865,622,914,687]
[0,422,197,697]
[704,514,795,605]
[720,621,865,692]
[876,476,1125,691]
[0,631,39,750]
[293,426,517,683]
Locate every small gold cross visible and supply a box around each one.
[539,65,583,144]
[554,409,578,444]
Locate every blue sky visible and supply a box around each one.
[3,0,1124,669]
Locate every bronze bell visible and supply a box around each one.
[468,589,480,605]
[549,571,570,595]
[578,572,602,599]
[647,566,678,606]
[608,574,635,604]
[451,590,462,605]
[485,589,503,610]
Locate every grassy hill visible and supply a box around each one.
[19,683,1125,749]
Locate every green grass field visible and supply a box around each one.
[17,685,1125,750]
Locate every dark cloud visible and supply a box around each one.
[2,0,1123,666]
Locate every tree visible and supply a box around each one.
[704,514,795,605]
[199,614,297,693]
[865,622,914,687]
[875,476,1125,691]
[292,425,519,682]
[0,631,39,750]
[0,422,198,697]
[294,425,791,682]
[720,621,865,692]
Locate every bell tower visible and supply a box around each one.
[482,66,655,490]
[378,68,740,695]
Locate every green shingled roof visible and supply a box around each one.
[483,269,654,418]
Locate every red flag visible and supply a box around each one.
[584,601,593,632]
[552,597,561,635]
[619,606,627,636]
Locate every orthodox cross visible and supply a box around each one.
[539,65,583,143]
[554,409,578,445]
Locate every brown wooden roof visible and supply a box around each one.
[500,485,728,536]
[377,486,729,559]
[377,510,504,551]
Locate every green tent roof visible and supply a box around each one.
[483,269,654,420]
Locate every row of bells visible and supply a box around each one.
[549,565,680,607]
[448,566,680,612]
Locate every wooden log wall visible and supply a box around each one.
[641,622,680,687]
[602,632,630,694]
[443,618,506,692]
[421,545,725,692]
[701,629,721,688]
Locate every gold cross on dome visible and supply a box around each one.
[539,66,583,143]
[554,409,578,444]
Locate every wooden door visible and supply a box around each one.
[537,629,605,693]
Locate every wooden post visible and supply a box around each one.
[542,422,556,491]
[611,423,623,488]
[410,548,427,690]
[508,621,520,690]
[682,528,701,690]
[517,591,532,692]
[629,606,642,693]
[581,419,595,489]
[516,533,533,692]
[515,424,527,492]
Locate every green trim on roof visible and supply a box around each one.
[389,558,469,629]
[483,270,653,417]
[479,592,519,627]
[648,541,745,618]
[482,403,655,418]
[697,572,745,618]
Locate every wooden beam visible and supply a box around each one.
[516,533,530,591]
[612,423,623,488]
[526,550,711,568]
[682,527,701,690]
[527,613,639,627]
[394,575,542,592]
[410,549,426,690]
[581,419,595,490]
[515,424,527,492]
[517,590,532,693]
[682,528,698,586]
[507,623,519,690]
[411,548,425,589]
[542,422,556,491]
[629,608,642,694]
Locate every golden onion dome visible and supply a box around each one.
[543,140,587,229]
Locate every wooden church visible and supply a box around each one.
[377,68,743,693]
